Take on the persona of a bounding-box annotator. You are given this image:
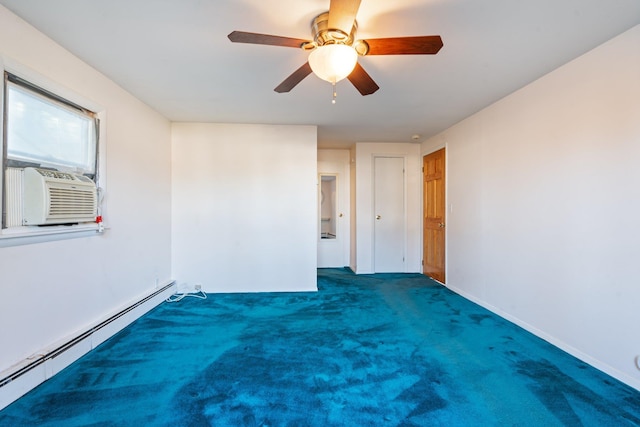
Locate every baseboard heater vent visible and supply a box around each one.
[0,281,174,389]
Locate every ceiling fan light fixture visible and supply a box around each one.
[308,44,358,83]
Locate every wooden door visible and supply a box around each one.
[423,148,445,282]
[374,156,405,272]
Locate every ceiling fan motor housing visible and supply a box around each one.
[312,12,357,47]
[306,12,369,55]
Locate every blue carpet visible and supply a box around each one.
[1,268,639,426]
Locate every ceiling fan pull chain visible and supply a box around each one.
[332,82,337,104]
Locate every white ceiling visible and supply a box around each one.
[1,0,639,148]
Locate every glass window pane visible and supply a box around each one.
[6,82,96,174]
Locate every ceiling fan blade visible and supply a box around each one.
[228,31,310,48]
[364,36,443,55]
[328,0,362,35]
[274,62,313,93]
[347,62,379,96]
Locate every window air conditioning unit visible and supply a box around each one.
[23,167,98,226]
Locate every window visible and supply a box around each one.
[4,73,98,176]
[2,71,101,236]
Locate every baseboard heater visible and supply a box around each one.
[0,281,175,389]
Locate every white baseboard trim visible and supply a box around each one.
[0,280,176,411]
[446,283,640,392]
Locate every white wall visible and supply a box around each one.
[422,25,640,389]
[171,123,317,293]
[353,143,422,274]
[0,6,172,374]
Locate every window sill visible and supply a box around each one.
[0,223,104,248]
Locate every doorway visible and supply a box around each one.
[423,148,445,283]
[317,149,351,268]
[320,175,337,240]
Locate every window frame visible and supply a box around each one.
[0,57,106,247]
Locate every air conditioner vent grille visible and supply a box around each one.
[48,187,97,217]
[36,169,76,181]
[23,167,98,225]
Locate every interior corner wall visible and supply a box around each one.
[0,6,172,374]
[171,123,318,293]
[422,25,640,389]
[353,142,422,274]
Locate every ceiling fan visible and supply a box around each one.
[228,0,443,100]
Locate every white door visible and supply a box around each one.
[374,156,405,272]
